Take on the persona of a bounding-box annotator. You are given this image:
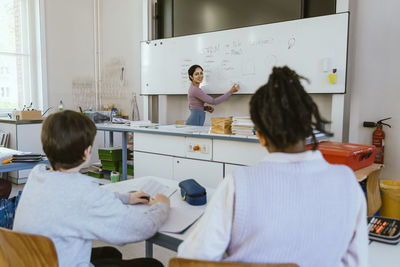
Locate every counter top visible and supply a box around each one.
[0,117,43,124]
[96,123,328,144]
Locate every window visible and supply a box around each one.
[0,0,44,113]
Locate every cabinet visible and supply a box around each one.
[224,163,242,178]
[134,151,173,179]
[133,131,266,188]
[173,157,223,188]
[134,151,223,188]
[0,119,43,184]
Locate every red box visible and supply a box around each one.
[308,141,376,171]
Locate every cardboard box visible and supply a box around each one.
[211,117,233,134]
[12,110,42,120]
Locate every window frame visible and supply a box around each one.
[0,0,47,117]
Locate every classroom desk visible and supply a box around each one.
[0,160,49,173]
[103,175,398,266]
[102,176,211,258]
[368,241,400,267]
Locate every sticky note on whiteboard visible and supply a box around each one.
[328,74,337,84]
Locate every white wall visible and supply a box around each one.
[44,0,94,110]
[44,0,143,117]
[348,0,400,180]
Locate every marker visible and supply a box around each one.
[130,190,150,201]
[389,225,398,237]
[368,217,377,231]
[333,68,337,73]
[383,221,396,235]
[1,157,13,165]
[375,221,388,234]
[370,219,382,233]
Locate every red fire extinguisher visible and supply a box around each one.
[363,117,391,164]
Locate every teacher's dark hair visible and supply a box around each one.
[250,66,332,150]
[188,65,203,81]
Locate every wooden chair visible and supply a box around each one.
[169,257,299,267]
[0,227,58,267]
[366,168,383,216]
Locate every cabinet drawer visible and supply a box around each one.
[134,151,173,179]
[134,132,185,157]
[173,157,223,188]
[213,139,268,165]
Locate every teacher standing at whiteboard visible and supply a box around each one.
[186,64,239,126]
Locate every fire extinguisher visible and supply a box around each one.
[363,117,391,164]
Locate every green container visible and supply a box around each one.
[101,165,119,172]
[110,171,120,183]
[119,160,134,176]
[98,147,122,161]
[101,160,120,168]
[88,170,103,178]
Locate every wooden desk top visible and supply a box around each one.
[354,164,384,182]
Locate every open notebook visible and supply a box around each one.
[135,179,176,198]
[103,178,206,234]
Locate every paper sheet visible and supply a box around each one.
[159,206,204,234]
[138,179,176,198]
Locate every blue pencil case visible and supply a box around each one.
[179,179,207,206]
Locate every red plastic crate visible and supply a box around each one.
[308,141,376,171]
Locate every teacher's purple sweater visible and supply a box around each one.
[188,84,232,110]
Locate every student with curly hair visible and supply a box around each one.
[178,66,368,267]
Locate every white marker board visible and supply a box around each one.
[141,13,349,95]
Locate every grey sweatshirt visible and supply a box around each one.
[13,165,169,267]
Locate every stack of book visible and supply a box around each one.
[98,147,123,172]
[231,117,255,136]
[211,117,233,134]
[95,147,134,179]
[12,154,42,163]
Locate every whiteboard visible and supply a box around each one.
[141,13,349,95]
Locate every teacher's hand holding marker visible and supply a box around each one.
[186,64,240,126]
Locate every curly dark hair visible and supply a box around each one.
[250,66,331,150]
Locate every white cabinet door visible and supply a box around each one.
[16,124,43,153]
[134,151,173,179]
[173,158,223,188]
[213,139,268,165]
[134,132,185,157]
[224,163,243,178]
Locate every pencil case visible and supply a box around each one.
[368,216,400,245]
[179,179,207,206]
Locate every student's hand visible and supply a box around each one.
[204,106,214,113]
[230,84,240,93]
[129,191,151,205]
[150,193,170,207]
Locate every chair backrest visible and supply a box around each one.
[0,227,58,267]
[169,258,299,267]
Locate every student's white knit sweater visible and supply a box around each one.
[178,150,368,267]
